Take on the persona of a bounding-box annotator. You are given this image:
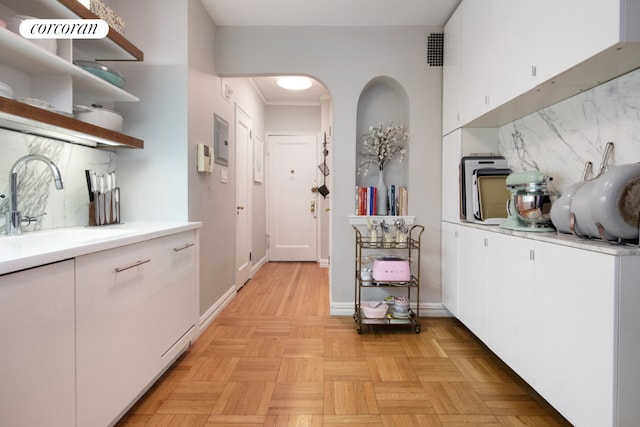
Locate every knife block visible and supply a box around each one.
[88,188,120,226]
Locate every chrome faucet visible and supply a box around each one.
[6,154,64,235]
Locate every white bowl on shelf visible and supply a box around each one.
[361,301,388,319]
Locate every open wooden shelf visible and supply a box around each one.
[0,97,143,148]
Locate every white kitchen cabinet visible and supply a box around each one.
[459,0,492,124]
[533,242,615,427]
[454,224,640,426]
[457,225,489,341]
[442,3,461,136]
[488,0,539,108]
[440,221,459,316]
[489,0,623,110]
[0,260,75,427]
[486,232,534,383]
[151,231,198,368]
[450,0,640,127]
[76,231,197,427]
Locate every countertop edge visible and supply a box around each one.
[0,222,202,276]
[448,220,640,256]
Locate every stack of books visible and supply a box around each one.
[355,185,408,216]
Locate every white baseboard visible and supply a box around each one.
[330,302,452,317]
[252,255,268,276]
[319,258,329,268]
[195,285,237,339]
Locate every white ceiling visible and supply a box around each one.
[203,0,460,104]
[201,0,460,27]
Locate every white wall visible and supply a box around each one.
[111,0,190,222]
[215,26,444,312]
[266,105,321,133]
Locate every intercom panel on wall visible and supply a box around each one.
[197,143,213,173]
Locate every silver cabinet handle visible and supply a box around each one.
[115,259,151,273]
[173,243,194,252]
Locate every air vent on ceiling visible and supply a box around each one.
[426,33,444,67]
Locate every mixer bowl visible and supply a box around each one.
[513,193,553,226]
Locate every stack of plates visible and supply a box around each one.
[17,97,73,117]
[389,308,411,319]
[0,82,13,99]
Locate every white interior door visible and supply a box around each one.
[267,134,319,261]
[235,106,252,288]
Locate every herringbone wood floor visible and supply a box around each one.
[117,262,571,427]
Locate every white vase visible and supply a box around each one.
[376,169,388,215]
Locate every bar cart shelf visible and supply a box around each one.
[352,224,425,333]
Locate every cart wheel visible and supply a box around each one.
[415,325,421,334]
[357,326,362,334]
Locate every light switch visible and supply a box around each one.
[220,168,228,183]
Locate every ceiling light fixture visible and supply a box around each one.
[277,76,313,91]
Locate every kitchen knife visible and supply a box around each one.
[91,171,99,226]
[105,173,112,224]
[85,169,94,202]
[114,187,120,224]
[98,174,104,225]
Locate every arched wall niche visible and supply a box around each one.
[356,76,410,202]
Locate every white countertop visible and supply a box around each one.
[0,222,202,275]
[454,220,640,256]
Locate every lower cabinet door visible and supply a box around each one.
[76,239,161,427]
[441,221,459,316]
[457,226,489,341]
[486,233,534,383]
[150,230,197,363]
[532,243,615,427]
[0,260,76,427]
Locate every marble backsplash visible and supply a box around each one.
[0,129,116,235]
[498,67,640,194]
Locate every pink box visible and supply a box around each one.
[372,259,410,282]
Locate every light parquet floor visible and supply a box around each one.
[117,262,571,427]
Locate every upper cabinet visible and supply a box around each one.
[443,0,640,131]
[441,4,461,136]
[0,0,144,148]
[459,0,492,127]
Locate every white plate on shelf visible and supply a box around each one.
[17,97,73,117]
[389,309,411,319]
[0,81,13,99]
